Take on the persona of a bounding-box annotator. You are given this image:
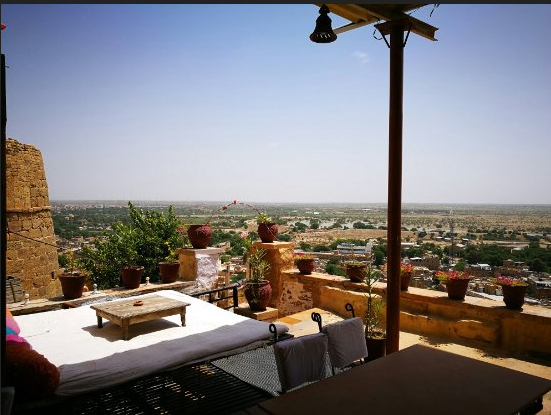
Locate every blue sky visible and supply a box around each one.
[1,4,550,204]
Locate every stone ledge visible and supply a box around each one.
[8,281,196,316]
[234,305,279,322]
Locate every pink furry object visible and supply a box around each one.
[6,342,60,400]
[6,308,31,348]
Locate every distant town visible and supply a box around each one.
[53,201,551,308]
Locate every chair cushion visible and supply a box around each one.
[273,332,328,392]
[322,317,368,369]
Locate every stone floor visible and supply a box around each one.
[275,307,551,414]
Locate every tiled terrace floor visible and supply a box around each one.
[276,308,551,414]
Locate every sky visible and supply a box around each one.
[1,4,551,205]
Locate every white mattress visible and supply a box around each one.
[15,290,288,396]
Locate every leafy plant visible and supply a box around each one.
[362,265,386,339]
[491,275,529,287]
[435,270,471,283]
[79,202,185,288]
[345,260,366,268]
[247,246,271,283]
[238,202,273,224]
[188,200,237,226]
[294,253,315,264]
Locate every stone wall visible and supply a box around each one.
[6,138,61,299]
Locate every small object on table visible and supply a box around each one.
[133,300,144,306]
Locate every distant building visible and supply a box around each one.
[336,243,372,255]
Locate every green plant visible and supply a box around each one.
[362,265,385,339]
[188,200,237,226]
[345,260,365,268]
[247,247,271,283]
[238,202,273,224]
[491,275,529,287]
[79,202,185,288]
[435,270,471,283]
[294,253,315,264]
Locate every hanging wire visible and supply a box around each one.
[430,4,440,17]
[7,229,59,248]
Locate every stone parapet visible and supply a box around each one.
[272,270,551,359]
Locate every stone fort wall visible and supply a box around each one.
[6,138,61,299]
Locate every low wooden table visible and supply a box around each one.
[90,294,190,340]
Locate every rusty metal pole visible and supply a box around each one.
[386,20,405,354]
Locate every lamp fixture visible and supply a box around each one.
[309,4,337,44]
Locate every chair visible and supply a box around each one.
[273,332,329,393]
[312,307,368,375]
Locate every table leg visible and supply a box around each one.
[180,309,186,326]
[97,315,103,328]
[122,320,129,341]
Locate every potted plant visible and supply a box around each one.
[344,260,367,282]
[241,232,272,311]
[186,200,237,249]
[491,275,529,310]
[158,226,184,283]
[158,241,181,284]
[239,202,278,243]
[58,250,88,300]
[115,226,144,289]
[400,262,414,291]
[362,265,386,361]
[294,253,316,275]
[435,270,472,301]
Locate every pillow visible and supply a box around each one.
[5,342,60,400]
[6,308,31,348]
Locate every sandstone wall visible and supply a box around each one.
[6,138,61,299]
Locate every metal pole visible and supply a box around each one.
[1,52,8,386]
[386,20,405,355]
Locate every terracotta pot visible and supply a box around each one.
[296,258,315,275]
[401,271,413,291]
[257,223,278,243]
[187,224,212,249]
[158,261,179,283]
[120,266,144,289]
[445,278,471,301]
[502,284,527,310]
[243,280,272,311]
[365,335,386,362]
[346,264,366,282]
[59,273,87,300]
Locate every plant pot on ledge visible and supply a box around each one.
[59,273,87,300]
[187,224,212,249]
[257,223,278,243]
[158,261,180,283]
[243,280,272,311]
[120,265,144,289]
[345,262,366,283]
[502,284,527,310]
[445,278,471,301]
[296,258,315,275]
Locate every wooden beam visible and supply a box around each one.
[333,20,370,35]
[375,15,438,41]
[322,4,438,41]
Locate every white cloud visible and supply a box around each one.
[353,50,369,65]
